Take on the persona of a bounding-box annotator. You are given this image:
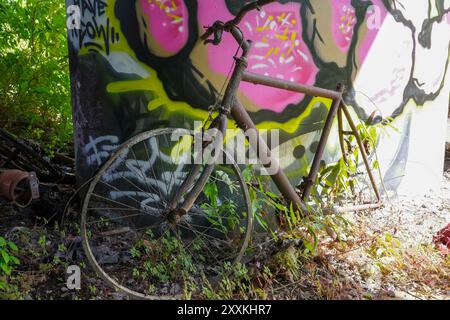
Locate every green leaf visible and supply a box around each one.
[304,240,314,254]
[306,224,319,253]
[203,181,218,206]
[242,166,253,182]
[215,170,236,193]
[325,163,341,187]
[373,160,379,170]
[289,202,297,226]
[1,251,10,264]
[7,241,18,252]
[0,262,11,275]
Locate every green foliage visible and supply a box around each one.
[315,120,380,200]
[0,0,72,154]
[0,237,20,290]
[0,237,20,276]
[203,180,219,206]
[242,166,270,231]
[243,164,354,257]
[201,171,243,233]
[200,262,253,299]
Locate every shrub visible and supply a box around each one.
[0,0,72,155]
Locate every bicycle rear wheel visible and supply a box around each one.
[81,128,252,299]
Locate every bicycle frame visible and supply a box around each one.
[168,26,333,218]
[240,73,382,213]
[168,1,382,223]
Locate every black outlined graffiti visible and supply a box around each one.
[67,0,450,194]
[69,0,120,55]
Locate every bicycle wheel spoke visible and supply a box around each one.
[97,180,146,208]
[177,223,230,247]
[129,144,157,199]
[186,210,246,223]
[146,138,168,202]
[142,137,167,203]
[155,137,171,199]
[163,134,177,199]
[89,192,145,212]
[117,172,161,205]
[92,220,164,237]
[181,221,230,236]
[169,225,204,270]
[185,230,237,264]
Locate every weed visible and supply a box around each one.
[0,237,20,292]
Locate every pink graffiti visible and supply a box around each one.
[198,0,318,113]
[332,0,356,52]
[139,0,188,55]
[358,1,387,63]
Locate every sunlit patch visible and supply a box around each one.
[357,0,388,63]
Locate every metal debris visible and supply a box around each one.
[0,169,40,208]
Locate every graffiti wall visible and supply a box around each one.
[66,0,450,197]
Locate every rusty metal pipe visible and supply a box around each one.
[242,71,342,100]
[0,169,39,208]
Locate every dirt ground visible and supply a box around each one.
[0,149,449,300]
[316,146,450,300]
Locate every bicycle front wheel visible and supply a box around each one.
[80,128,252,299]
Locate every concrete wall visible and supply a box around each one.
[66,0,450,197]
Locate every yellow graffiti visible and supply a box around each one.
[147,0,182,22]
[274,27,290,41]
[107,75,332,135]
[338,7,355,35]
[256,11,300,60]
[79,0,333,136]
[76,0,335,171]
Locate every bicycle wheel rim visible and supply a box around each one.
[80,128,253,299]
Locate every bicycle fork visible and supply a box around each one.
[166,113,228,224]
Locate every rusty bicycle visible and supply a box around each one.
[80,0,381,299]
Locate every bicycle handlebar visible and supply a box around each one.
[200,0,276,47]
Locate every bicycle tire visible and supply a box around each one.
[81,128,253,299]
